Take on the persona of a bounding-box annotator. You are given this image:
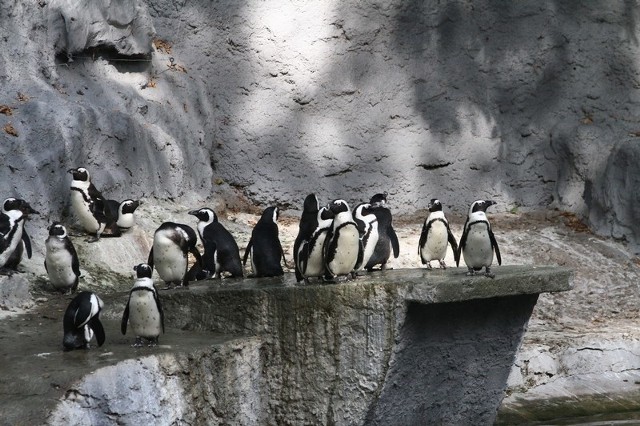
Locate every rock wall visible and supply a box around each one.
[2,0,640,248]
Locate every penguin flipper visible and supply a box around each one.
[354,237,365,271]
[418,220,431,259]
[457,227,468,267]
[147,247,154,270]
[489,227,501,265]
[155,288,165,334]
[447,224,460,264]
[21,230,32,259]
[388,227,400,258]
[242,239,253,266]
[68,241,81,278]
[121,300,130,335]
[44,259,48,273]
[89,316,106,347]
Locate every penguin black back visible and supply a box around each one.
[293,194,319,282]
[365,193,399,271]
[243,206,285,277]
[63,291,105,351]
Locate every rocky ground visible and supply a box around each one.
[2,195,640,422]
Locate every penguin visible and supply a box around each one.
[68,167,120,240]
[148,222,203,288]
[293,194,320,282]
[0,198,39,271]
[456,200,502,278]
[243,206,286,277]
[296,206,334,283]
[418,199,459,269]
[121,263,164,347]
[44,222,80,294]
[323,199,362,281]
[105,199,141,231]
[365,193,399,271]
[353,202,379,271]
[188,207,243,278]
[62,291,105,351]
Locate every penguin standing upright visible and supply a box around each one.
[293,194,319,282]
[62,291,105,351]
[243,206,286,277]
[188,207,243,278]
[44,222,80,293]
[148,222,203,288]
[324,200,362,280]
[0,198,38,271]
[105,199,141,231]
[419,199,459,269]
[457,200,502,278]
[68,167,119,239]
[365,193,399,271]
[121,263,164,347]
[297,206,334,283]
[353,203,379,271]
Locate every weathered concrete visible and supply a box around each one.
[20,266,570,425]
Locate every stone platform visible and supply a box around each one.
[1,266,572,424]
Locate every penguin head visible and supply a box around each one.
[328,199,350,215]
[134,263,153,279]
[3,198,39,215]
[318,206,335,222]
[260,206,279,224]
[428,199,443,212]
[302,194,319,213]
[469,200,497,215]
[120,199,141,215]
[354,203,375,222]
[369,192,388,207]
[188,208,217,224]
[48,222,68,238]
[68,167,90,182]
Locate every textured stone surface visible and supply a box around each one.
[1,0,640,250]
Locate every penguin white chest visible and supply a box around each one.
[463,224,494,268]
[45,238,76,288]
[70,190,99,232]
[153,234,187,282]
[423,221,448,261]
[328,224,360,276]
[128,291,162,338]
[117,213,135,229]
[0,221,24,265]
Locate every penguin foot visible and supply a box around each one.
[439,260,447,269]
[132,337,144,347]
[425,262,433,270]
[484,268,495,279]
[466,268,476,276]
[86,236,100,243]
[0,268,16,277]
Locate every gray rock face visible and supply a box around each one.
[1,0,639,252]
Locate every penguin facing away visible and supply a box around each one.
[44,222,80,294]
[365,193,399,271]
[148,222,203,288]
[323,199,362,281]
[419,199,459,269]
[243,206,286,277]
[62,291,105,351]
[188,207,243,278]
[293,194,320,282]
[0,198,39,271]
[353,202,379,271]
[457,200,501,278]
[297,206,334,283]
[68,167,120,240]
[121,263,165,347]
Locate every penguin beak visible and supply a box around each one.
[486,200,497,206]
[187,209,198,216]
[67,168,76,174]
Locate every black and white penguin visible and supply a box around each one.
[293,194,319,282]
[353,203,379,271]
[44,222,80,294]
[62,291,105,351]
[105,199,141,231]
[121,263,164,347]
[296,206,334,283]
[0,198,38,271]
[365,193,399,271]
[419,199,459,269]
[243,206,286,277]
[68,167,120,239]
[324,199,362,280]
[456,200,502,278]
[148,222,203,288]
[188,207,243,278]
